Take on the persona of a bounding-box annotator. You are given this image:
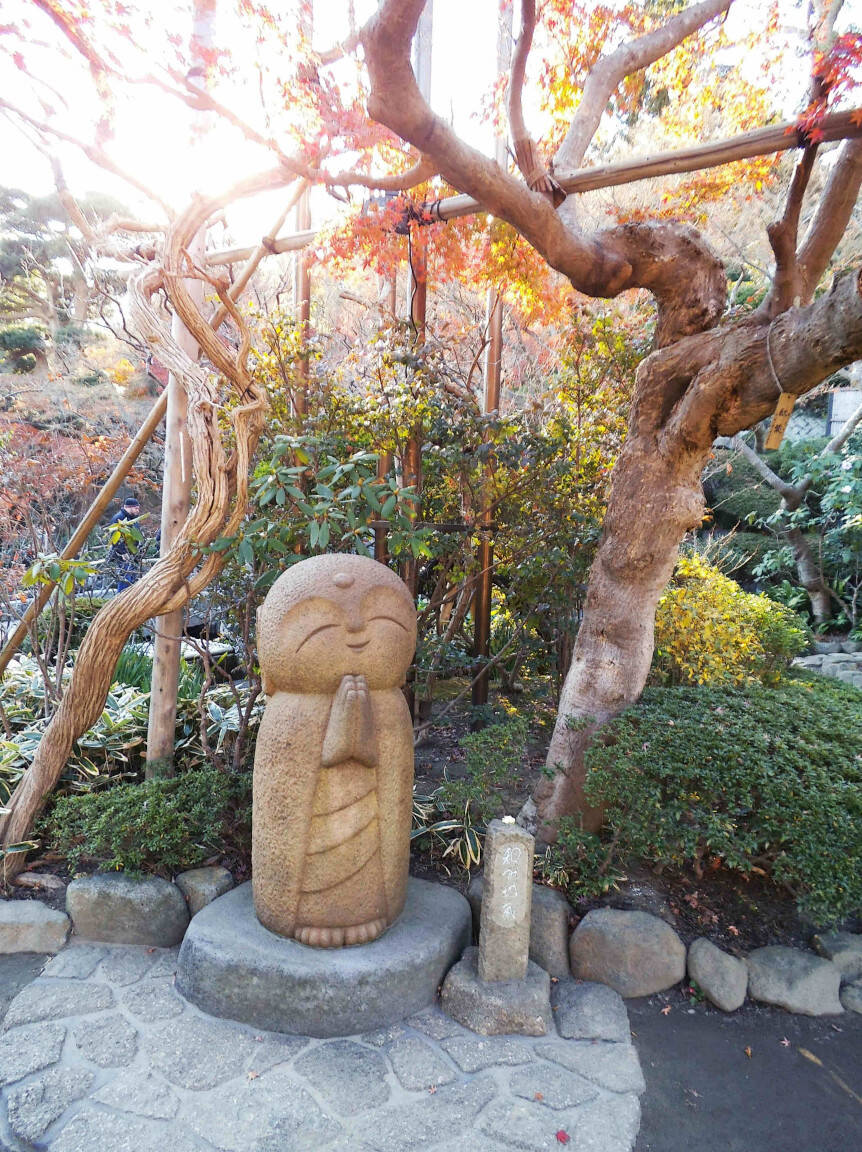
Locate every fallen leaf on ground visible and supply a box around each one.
[780,1037,790,1047]
[247,1070,259,1080]
[661,1006,672,1016]
[555,1132,570,1145]
[534,1092,544,1101]
[744,1046,752,1058]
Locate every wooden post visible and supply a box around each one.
[145,0,215,777]
[472,288,503,714]
[374,452,393,564]
[472,1,511,717]
[293,186,311,419]
[145,238,205,776]
[293,0,313,421]
[400,0,433,600]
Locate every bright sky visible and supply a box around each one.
[1,0,500,246]
[0,0,856,248]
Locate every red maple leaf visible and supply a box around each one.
[556,1132,571,1145]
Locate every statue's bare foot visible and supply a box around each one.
[294,919,386,947]
[295,925,346,948]
[342,918,386,946]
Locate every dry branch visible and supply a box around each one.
[0,172,293,875]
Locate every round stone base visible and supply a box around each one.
[176,877,472,1037]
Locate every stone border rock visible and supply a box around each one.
[66,875,189,947]
[561,906,860,1019]
[0,900,70,954]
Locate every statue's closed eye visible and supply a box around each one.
[368,615,408,631]
[296,622,339,652]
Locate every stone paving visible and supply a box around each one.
[0,941,645,1152]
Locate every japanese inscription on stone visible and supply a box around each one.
[478,818,534,982]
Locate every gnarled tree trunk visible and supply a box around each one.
[528,271,862,841]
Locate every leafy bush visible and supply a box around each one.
[561,677,862,925]
[413,716,529,870]
[438,716,529,826]
[706,451,781,528]
[652,554,807,685]
[40,767,251,876]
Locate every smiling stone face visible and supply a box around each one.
[257,554,416,694]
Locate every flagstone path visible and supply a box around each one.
[0,941,644,1151]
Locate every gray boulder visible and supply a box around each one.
[840,980,862,1014]
[529,885,573,978]
[441,947,551,1036]
[551,979,630,1042]
[812,640,842,654]
[812,931,862,982]
[0,899,69,954]
[747,946,843,1015]
[67,874,189,946]
[569,908,686,997]
[467,876,572,978]
[175,866,233,917]
[687,938,747,1012]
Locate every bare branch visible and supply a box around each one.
[0,98,174,219]
[798,137,862,302]
[759,145,819,318]
[731,435,798,500]
[507,1,565,205]
[554,0,733,174]
[30,0,117,74]
[362,0,631,296]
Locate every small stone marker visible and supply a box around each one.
[478,818,534,983]
[442,820,550,1035]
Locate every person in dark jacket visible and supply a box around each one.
[107,496,141,590]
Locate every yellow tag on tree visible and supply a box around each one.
[764,392,796,451]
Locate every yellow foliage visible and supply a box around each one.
[110,358,136,387]
[653,554,807,687]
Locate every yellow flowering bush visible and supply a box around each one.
[652,554,807,685]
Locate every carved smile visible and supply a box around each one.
[346,640,370,650]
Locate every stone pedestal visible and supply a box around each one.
[176,878,471,1037]
[441,947,551,1036]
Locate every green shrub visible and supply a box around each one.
[706,451,781,528]
[652,554,807,685]
[438,716,528,826]
[40,767,251,876]
[709,530,791,583]
[561,677,862,925]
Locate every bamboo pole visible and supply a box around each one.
[472,289,503,714]
[205,110,862,268]
[400,0,432,602]
[0,392,168,679]
[145,0,217,775]
[144,236,204,776]
[292,0,314,421]
[472,0,510,717]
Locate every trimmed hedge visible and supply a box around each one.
[40,767,251,877]
[556,675,862,925]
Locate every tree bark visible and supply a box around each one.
[527,431,705,835]
[527,271,862,841]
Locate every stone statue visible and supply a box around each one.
[253,554,416,948]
